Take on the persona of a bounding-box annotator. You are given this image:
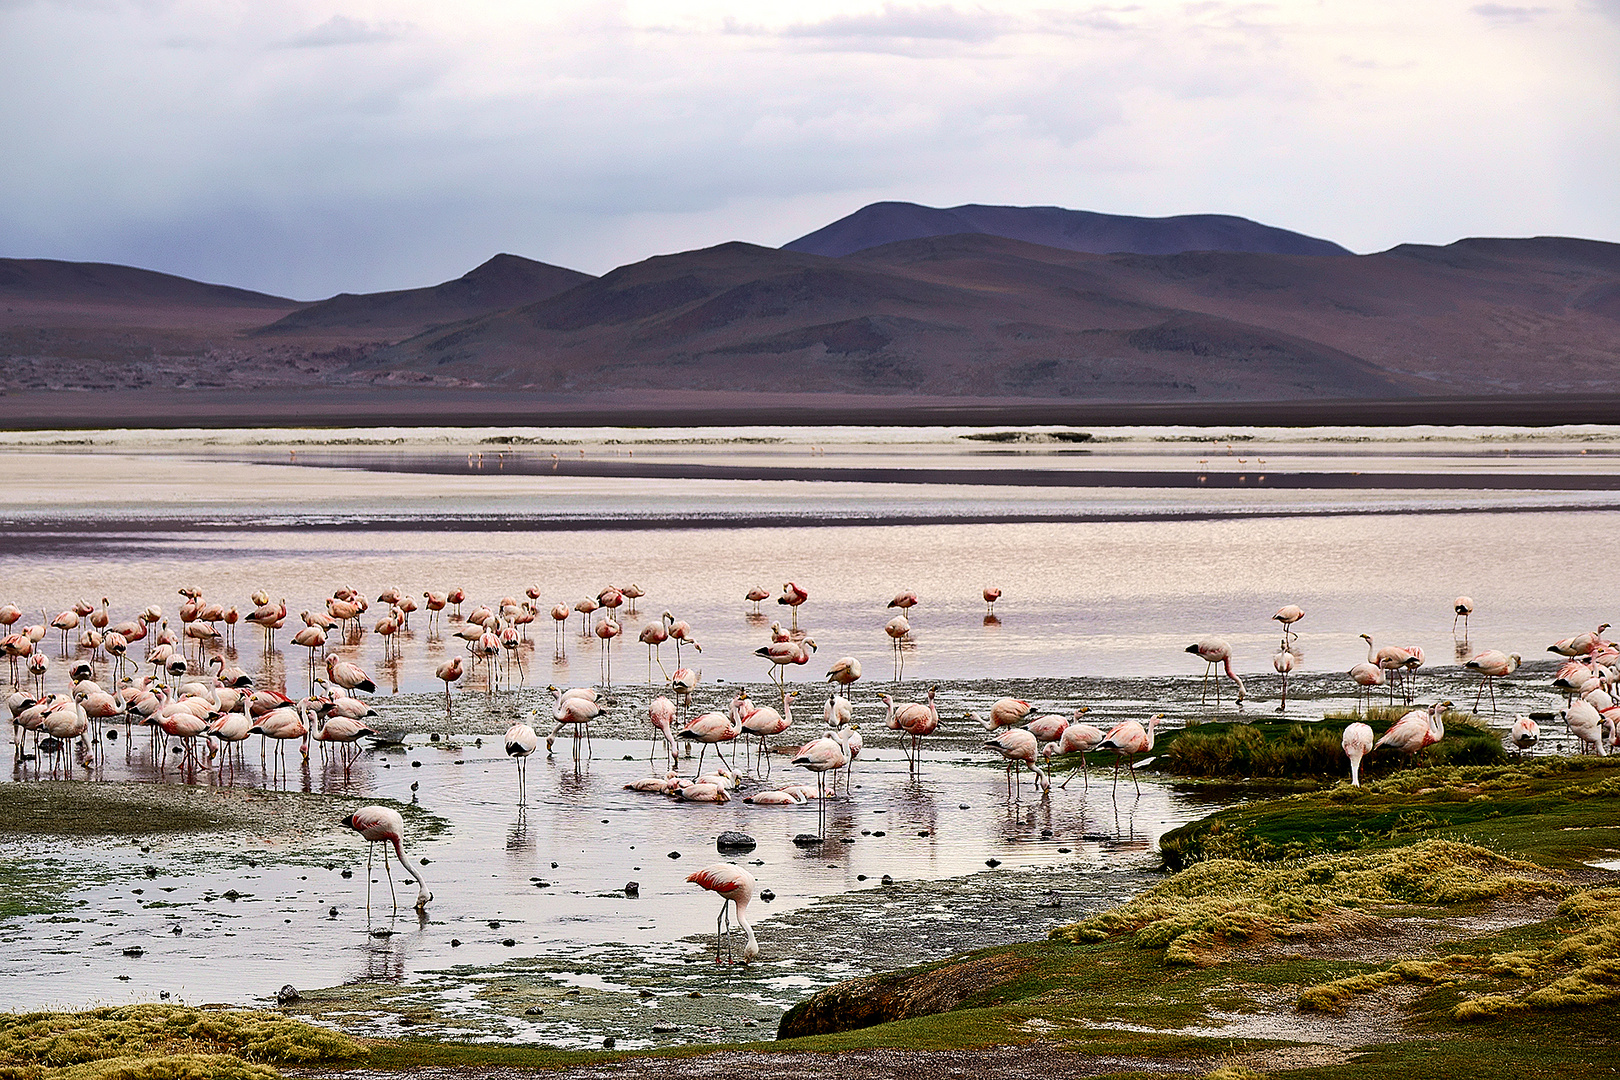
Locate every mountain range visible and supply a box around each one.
[1,202,1616,418]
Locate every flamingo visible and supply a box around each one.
[1095,712,1165,791]
[1348,661,1385,711]
[543,684,604,761]
[668,666,701,707]
[573,598,599,636]
[778,581,808,629]
[974,697,1032,731]
[983,727,1048,800]
[595,616,622,685]
[676,709,741,775]
[826,656,861,699]
[745,586,770,613]
[1045,711,1107,789]
[325,655,376,695]
[686,864,759,963]
[647,695,679,767]
[620,583,645,615]
[1342,722,1374,786]
[1272,605,1304,644]
[1465,650,1520,711]
[505,721,539,804]
[791,726,855,829]
[884,615,911,679]
[1566,699,1608,755]
[1273,648,1298,713]
[983,587,1001,615]
[640,621,670,681]
[1186,640,1245,705]
[1373,701,1449,762]
[313,714,375,772]
[664,612,701,664]
[756,636,814,689]
[887,591,918,620]
[1550,624,1611,657]
[340,806,432,912]
[1453,596,1474,636]
[1360,634,1415,705]
[878,685,939,770]
[434,657,464,708]
[740,690,795,777]
[1509,715,1540,755]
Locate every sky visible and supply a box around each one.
[1,0,1617,299]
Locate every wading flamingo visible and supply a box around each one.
[340,806,432,912]
[1186,640,1245,705]
[686,864,759,963]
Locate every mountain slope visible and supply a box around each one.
[255,254,594,336]
[0,258,298,308]
[783,202,1352,258]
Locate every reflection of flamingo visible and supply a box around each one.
[686,864,759,963]
[1342,722,1373,786]
[341,806,432,912]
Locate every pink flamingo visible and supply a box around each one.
[778,582,808,629]
[878,685,939,771]
[686,864,759,963]
[1095,712,1165,792]
[646,695,679,767]
[983,587,1001,615]
[341,806,432,912]
[745,586,770,613]
[1186,639,1245,705]
[1465,650,1520,711]
[1342,722,1374,786]
[984,727,1048,800]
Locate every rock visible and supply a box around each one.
[985,859,1001,868]
[144,866,158,878]
[430,733,440,742]
[341,870,353,878]
[603,1037,616,1048]
[1057,847,1072,854]
[171,926,182,935]
[276,985,301,1004]
[667,851,681,859]
[502,938,516,947]
[525,1006,544,1015]
[881,875,894,886]
[871,830,885,837]
[778,951,1035,1038]
[625,882,639,897]
[759,889,776,902]
[122,946,144,957]
[652,1025,677,1033]
[412,761,421,767]
[371,928,393,938]
[639,989,656,998]
[716,831,756,853]
[450,939,462,947]
[792,834,823,847]
[328,907,338,917]
[489,920,501,929]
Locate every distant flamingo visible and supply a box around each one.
[435,657,464,708]
[686,864,759,963]
[826,655,861,699]
[745,586,770,613]
[1342,722,1374,786]
[595,616,622,685]
[884,615,910,679]
[1271,605,1304,644]
[778,582,808,629]
[621,583,645,615]
[983,587,1001,615]
[1453,596,1474,636]
[341,806,432,912]
[887,591,918,620]
[639,621,670,681]
[1186,640,1245,705]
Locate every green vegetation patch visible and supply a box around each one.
[0,1005,364,1080]
[1156,713,1503,786]
[1050,839,1562,965]
[1160,757,1620,870]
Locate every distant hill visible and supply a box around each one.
[254,254,595,336]
[0,258,298,308]
[783,202,1352,259]
[337,231,1619,401]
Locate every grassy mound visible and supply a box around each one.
[1049,839,1562,965]
[1159,757,1620,870]
[1156,712,1505,785]
[0,1006,363,1080]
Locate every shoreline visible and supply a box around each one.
[4,388,1620,430]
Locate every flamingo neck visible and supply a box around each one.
[733,897,759,960]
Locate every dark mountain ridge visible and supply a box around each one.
[783,202,1352,258]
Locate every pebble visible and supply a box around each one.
[489,920,502,929]
[716,831,756,853]
[122,946,144,957]
[881,875,894,886]
[667,851,681,859]
[328,907,338,917]
[792,835,822,847]
[759,888,775,902]
[985,858,1002,868]
[371,928,393,938]
[603,1037,615,1048]
[652,1025,678,1033]
[450,939,462,947]
[412,761,421,768]
[525,1006,544,1015]
[639,989,655,998]
[341,870,353,878]
[502,938,516,947]
[871,830,886,837]
[1057,847,1072,854]
[625,882,640,897]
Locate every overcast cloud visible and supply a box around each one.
[0,0,1615,298]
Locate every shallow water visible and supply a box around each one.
[0,423,1611,1038]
